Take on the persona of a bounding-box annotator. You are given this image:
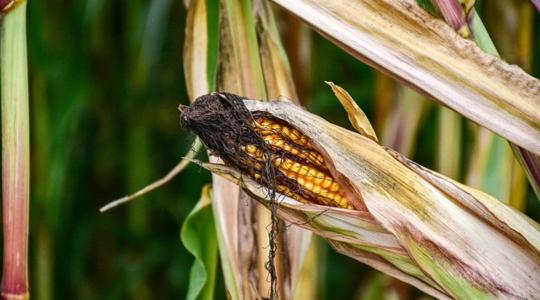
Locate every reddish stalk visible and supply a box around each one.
[530,0,540,12]
[1,1,30,299]
[431,0,470,37]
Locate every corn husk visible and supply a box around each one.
[195,89,540,299]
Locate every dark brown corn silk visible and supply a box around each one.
[181,92,354,209]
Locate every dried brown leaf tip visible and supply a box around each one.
[181,92,356,209]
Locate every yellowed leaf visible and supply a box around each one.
[325,81,378,142]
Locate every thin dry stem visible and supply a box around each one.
[100,138,202,212]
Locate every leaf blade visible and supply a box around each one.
[271,0,540,155]
[180,185,219,300]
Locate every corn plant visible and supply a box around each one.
[94,0,540,299]
[176,0,540,299]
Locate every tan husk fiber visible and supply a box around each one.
[194,91,540,299]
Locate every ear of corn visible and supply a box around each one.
[195,85,540,299]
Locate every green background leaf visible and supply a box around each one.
[180,186,218,300]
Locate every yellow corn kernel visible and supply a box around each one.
[298,166,309,176]
[245,116,354,209]
[330,182,340,192]
[291,162,301,173]
[313,177,324,185]
[322,178,332,189]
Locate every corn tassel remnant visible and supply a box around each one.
[181,92,356,210]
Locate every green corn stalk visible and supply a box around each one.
[1,1,30,299]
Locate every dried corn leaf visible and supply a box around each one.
[271,0,540,156]
[326,81,378,142]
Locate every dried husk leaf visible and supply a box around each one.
[255,0,298,101]
[196,99,540,299]
[194,161,447,298]
[326,81,378,142]
[183,0,210,100]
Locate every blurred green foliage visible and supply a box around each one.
[9,0,539,299]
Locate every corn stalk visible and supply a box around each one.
[381,86,430,158]
[1,1,30,299]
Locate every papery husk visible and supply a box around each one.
[196,99,540,299]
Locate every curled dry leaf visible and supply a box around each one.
[325,81,378,142]
[181,90,540,299]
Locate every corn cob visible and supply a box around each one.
[241,114,353,209]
